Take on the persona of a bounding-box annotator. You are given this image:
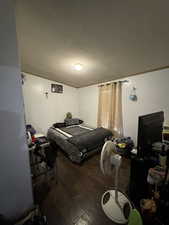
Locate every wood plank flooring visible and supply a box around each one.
[39,152,130,225]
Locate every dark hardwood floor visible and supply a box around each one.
[39,151,130,225]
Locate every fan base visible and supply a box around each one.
[101,190,132,224]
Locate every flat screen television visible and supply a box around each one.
[137,111,164,158]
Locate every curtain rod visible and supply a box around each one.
[98,80,129,87]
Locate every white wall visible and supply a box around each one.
[78,68,169,144]
[78,85,98,128]
[22,73,79,134]
[0,0,33,220]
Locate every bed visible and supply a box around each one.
[47,123,112,163]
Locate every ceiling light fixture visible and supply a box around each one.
[74,63,83,71]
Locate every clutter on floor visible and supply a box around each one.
[138,142,169,225]
[112,136,134,157]
[26,124,57,205]
[26,124,57,184]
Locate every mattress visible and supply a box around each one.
[47,125,112,163]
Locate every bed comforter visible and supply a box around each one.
[47,125,112,163]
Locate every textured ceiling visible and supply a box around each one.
[15,0,169,88]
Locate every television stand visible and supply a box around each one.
[129,155,158,206]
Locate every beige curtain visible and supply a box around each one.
[97,82,123,137]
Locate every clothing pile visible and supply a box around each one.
[147,166,165,185]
